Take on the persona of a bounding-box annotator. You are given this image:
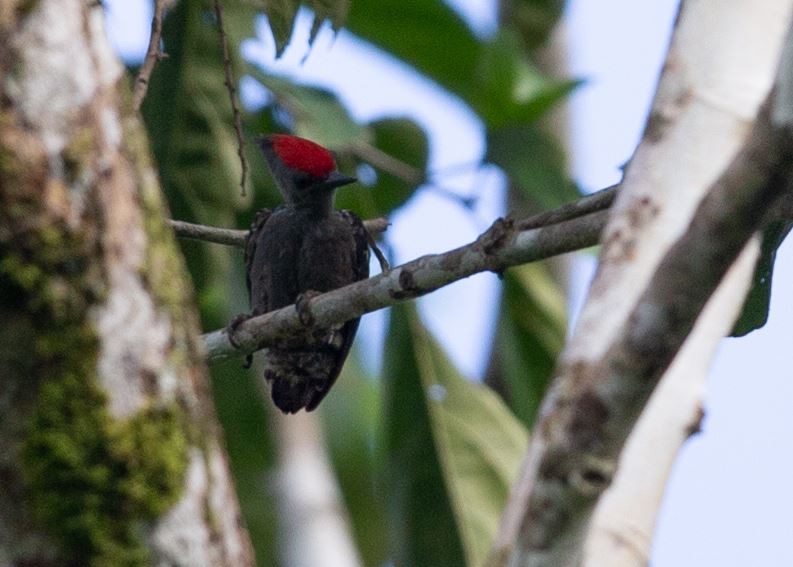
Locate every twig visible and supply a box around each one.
[515,183,619,230]
[350,141,424,184]
[364,229,390,272]
[167,217,390,247]
[132,0,168,111]
[201,209,608,361]
[167,182,620,250]
[350,141,479,210]
[168,219,247,246]
[213,0,249,197]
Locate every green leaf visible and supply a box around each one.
[256,0,351,56]
[247,71,371,148]
[259,0,301,56]
[383,305,528,567]
[336,118,428,218]
[487,124,580,209]
[504,0,566,49]
[493,264,567,426]
[731,221,792,336]
[346,0,482,100]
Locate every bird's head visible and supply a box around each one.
[257,134,356,207]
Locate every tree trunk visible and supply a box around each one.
[0,1,254,565]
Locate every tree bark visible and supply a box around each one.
[0,1,253,565]
[492,1,793,565]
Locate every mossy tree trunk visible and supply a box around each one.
[0,1,254,565]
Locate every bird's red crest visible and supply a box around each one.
[270,135,336,178]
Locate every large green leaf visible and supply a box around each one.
[383,305,528,567]
[346,0,481,102]
[347,3,572,129]
[492,263,566,426]
[731,221,792,336]
[248,71,371,148]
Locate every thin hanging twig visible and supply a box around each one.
[213,0,249,197]
[133,0,169,111]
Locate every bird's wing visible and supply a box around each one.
[244,208,274,313]
[304,210,370,411]
[345,210,371,283]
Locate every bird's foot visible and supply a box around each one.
[227,313,253,369]
[295,290,322,327]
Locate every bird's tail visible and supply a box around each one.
[264,348,339,413]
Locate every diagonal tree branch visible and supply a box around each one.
[515,184,617,230]
[201,209,609,361]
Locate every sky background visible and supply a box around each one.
[104,1,793,564]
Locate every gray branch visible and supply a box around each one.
[202,210,609,361]
[168,217,390,247]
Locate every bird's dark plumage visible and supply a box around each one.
[244,206,370,413]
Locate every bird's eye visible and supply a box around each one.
[294,171,322,190]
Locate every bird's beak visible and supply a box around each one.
[322,171,357,191]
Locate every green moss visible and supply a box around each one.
[23,367,189,567]
[62,125,96,185]
[1,212,188,566]
[0,144,21,178]
[0,254,42,291]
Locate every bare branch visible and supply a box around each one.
[213,0,249,197]
[133,0,169,111]
[349,141,480,209]
[515,184,618,230]
[167,183,619,250]
[167,217,390,247]
[201,210,608,361]
[168,219,247,246]
[349,140,424,184]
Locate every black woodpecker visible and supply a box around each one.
[238,134,369,413]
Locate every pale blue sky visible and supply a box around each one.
[104,1,793,564]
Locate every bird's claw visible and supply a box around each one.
[227,313,248,348]
[227,313,254,368]
[296,290,321,326]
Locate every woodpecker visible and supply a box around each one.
[237,134,370,413]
